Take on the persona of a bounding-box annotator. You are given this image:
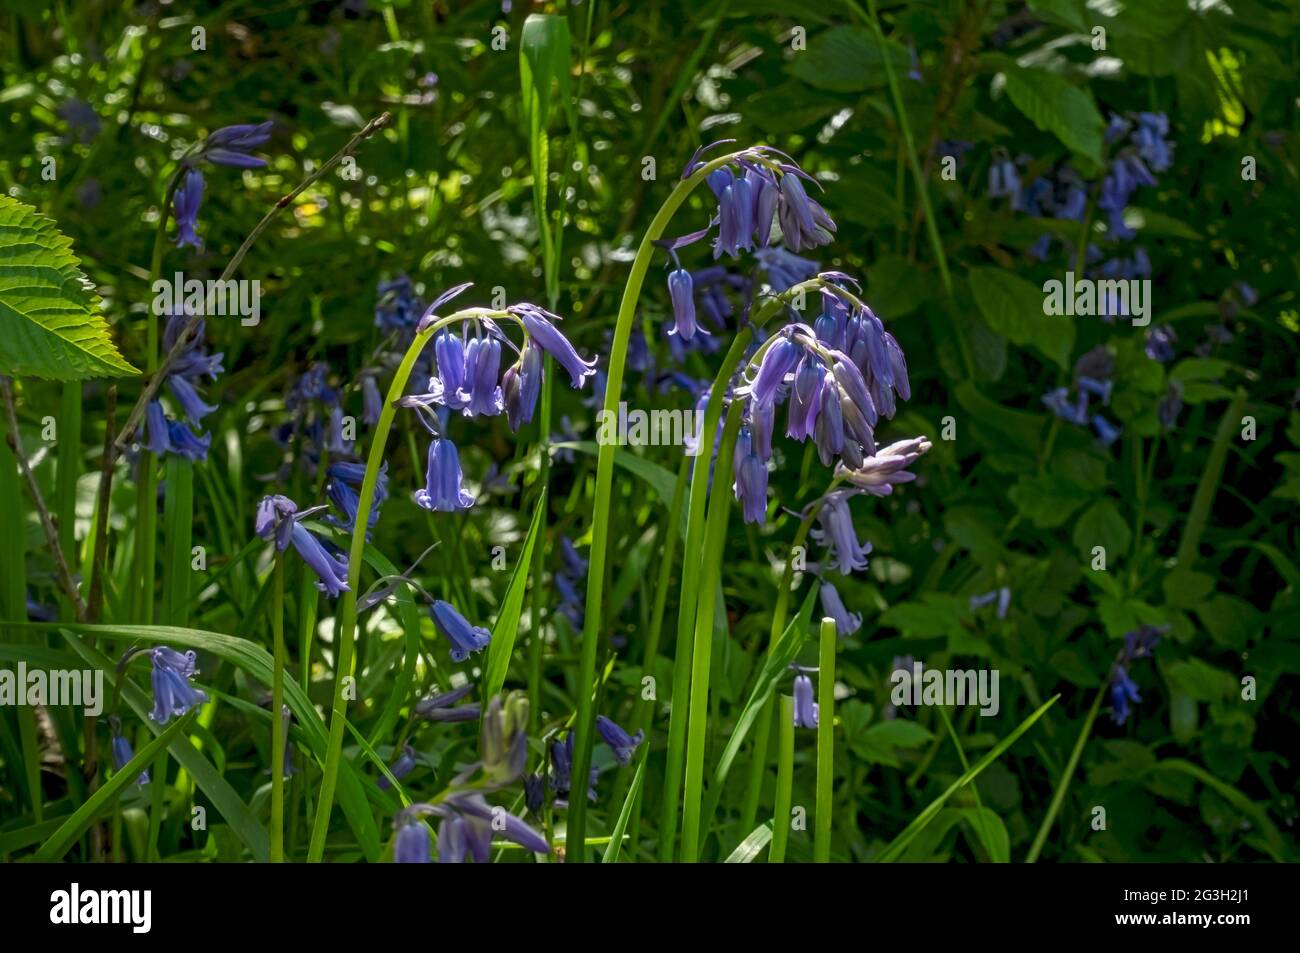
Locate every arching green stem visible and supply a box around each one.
[306,308,506,862]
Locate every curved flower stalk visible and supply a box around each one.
[568,136,934,859]
[307,290,595,862]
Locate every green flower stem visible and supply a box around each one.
[270,552,287,863]
[1025,685,1105,862]
[306,308,500,862]
[770,693,795,863]
[737,480,837,837]
[680,401,743,863]
[570,150,753,860]
[814,616,836,862]
[658,330,752,862]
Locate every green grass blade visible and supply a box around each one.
[770,694,795,863]
[724,821,773,863]
[484,487,547,699]
[878,694,1060,862]
[601,755,644,864]
[814,616,837,862]
[34,712,194,861]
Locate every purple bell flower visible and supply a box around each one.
[595,715,644,766]
[509,303,597,388]
[819,580,862,637]
[394,819,432,863]
[811,491,871,575]
[429,599,491,663]
[732,426,769,525]
[414,437,475,512]
[668,267,701,341]
[149,647,208,724]
[172,169,205,249]
[793,673,818,729]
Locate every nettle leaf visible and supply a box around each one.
[0,195,137,380]
[790,26,909,93]
[1001,66,1105,171]
[968,267,1074,370]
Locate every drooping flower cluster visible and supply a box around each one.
[172,121,273,249]
[254,493,350,597]
[143,314,223,462]
[400,287,596,513]
[1109,624,1165,725]
[147,647,209,724]
[1042,346,1121,447]
[731,281,918,526]
[273,362,355,475]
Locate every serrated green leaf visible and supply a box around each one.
[790,26,908,92]
[0,195,137,380]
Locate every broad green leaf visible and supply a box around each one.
[0,194,137,380]
[1028,0,1087,31]
[1072,500,1132,558]
[483,488,547,699]
[969,267,1074,369]
[790,26,908,92]
[1001,67,1105,170]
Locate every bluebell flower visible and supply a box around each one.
[819,580,862,637]
[595,715,644,766]
[58,97,101,143]
[149,647,208,724]
[426,329,469,410]
[750,333,802,406]
[786,355,824,441]
[434,793,549,862]
[776,170,836,252]
[378,744,418,790]
[430,599,491,663]
[288,522,350,597]
[733,426,769,525]
[835,436,931,497]
[1110,667,1141,726]
[667,267,701,341]
[1077,376,1113,404]
[750,395,775,462]
[793,673,818,729]
[1092,415,1122,447]
[110,731,149,786]
[813,373,845,466]
[509,303,597,388]
[166,375,217,425]
[810,491,871,575]
[414,437,475,512]
[144,400,171,454]
[415,682,480,722]
[1145,325,1177,363]
[987,155,1021,208]
[375,275,423,334]
[560,538,587,577]
[502,343,542,431]
[165,420,211,461]
[199,121,273,168]
[459,336,505,417]
[1132,112,1172,172]
[524,773,545,814]
[1043,387,1089,426]
[550,731,598,804]
[173,169,205,249]
[393,819,432,863]
[361,374,382,426]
